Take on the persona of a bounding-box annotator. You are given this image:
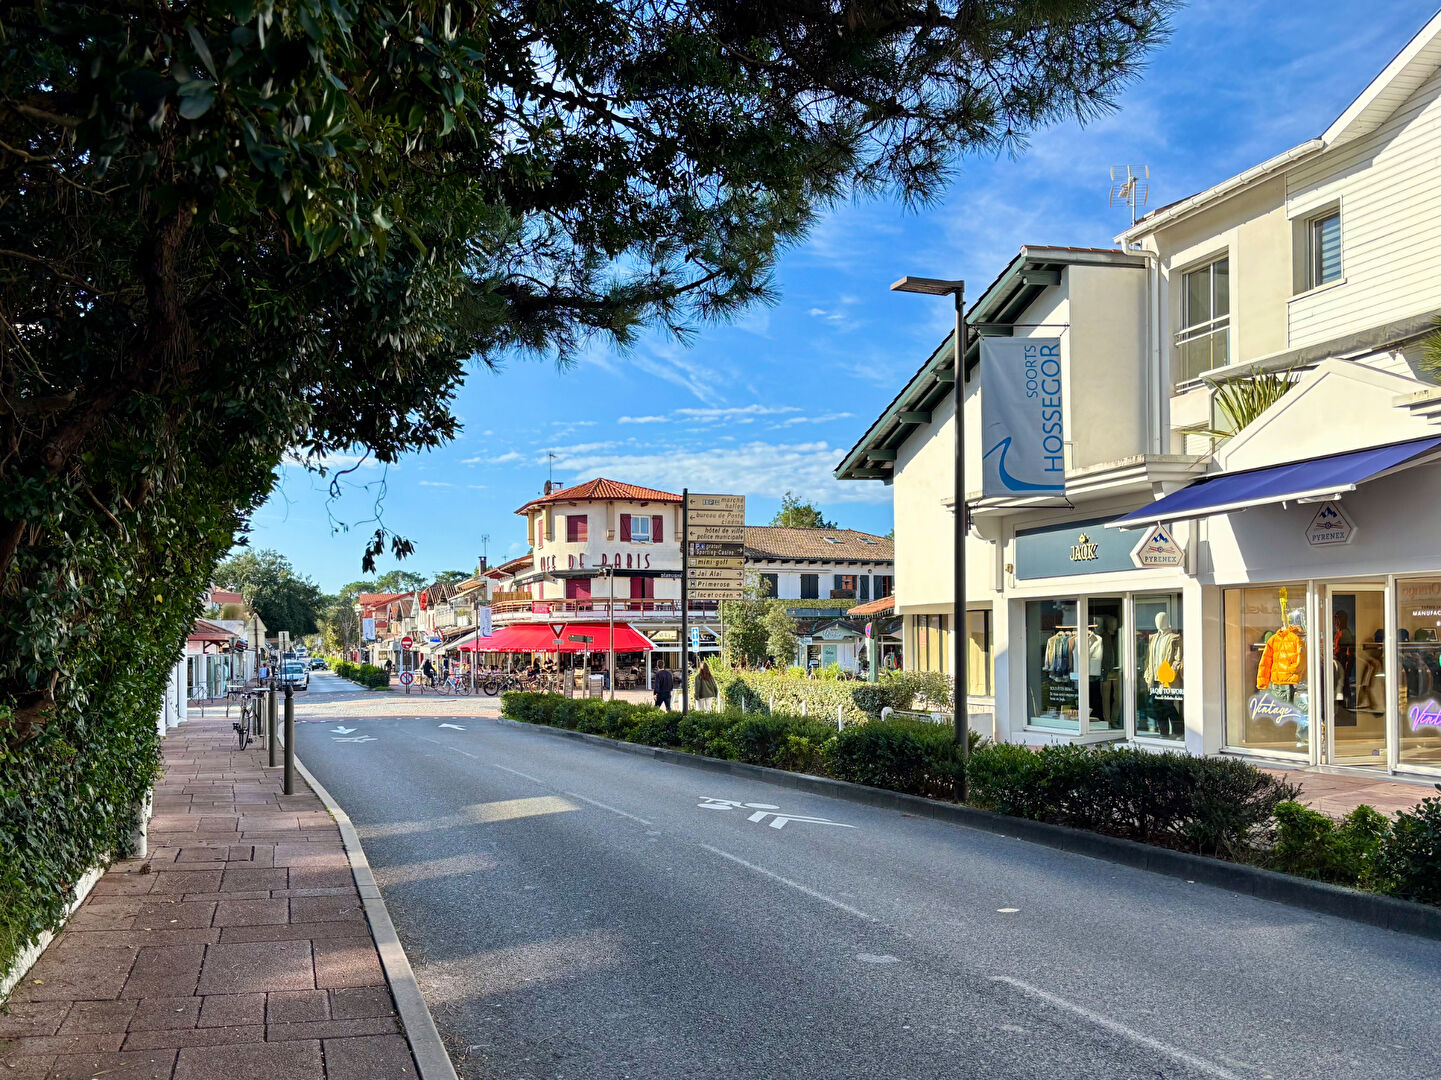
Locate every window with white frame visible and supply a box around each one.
[1308,209,1342,288]
[1174,256,1229,386]
[629,515,651,543]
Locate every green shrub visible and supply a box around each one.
[332,660,389,690]
[823,718,967,800]
[1270,801,1390,887]
[967,744,1300,857]
[1376,792,1441,905]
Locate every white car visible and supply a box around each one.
[278,660,310,691]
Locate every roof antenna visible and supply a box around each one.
[1109,165,1151,225]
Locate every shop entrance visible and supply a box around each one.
[1323,585,1388,766]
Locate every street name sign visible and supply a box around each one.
[685,493,745,602]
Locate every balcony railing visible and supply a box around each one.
[1173,320,1228,386]
[491,598,719,622]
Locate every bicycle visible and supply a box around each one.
[232,690,263,750]
[441,673,472,695]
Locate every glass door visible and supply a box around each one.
[1325,585,1388,765]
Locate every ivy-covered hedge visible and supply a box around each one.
[332,660,389,690]
[705,667,952,727]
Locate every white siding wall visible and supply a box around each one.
[1287,70,1441,347]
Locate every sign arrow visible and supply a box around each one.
[438,723,466,731]
[330,726,356,735]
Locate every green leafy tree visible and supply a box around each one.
[762,602,800,667]
[320,599,360,656]
[431,570,471,588]
[771,492,837,530]
[0,0,1170,974]
[372,571,429,594]
[214,550,325,636]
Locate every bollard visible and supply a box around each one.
[283,684,295,796]
[837,705,844,731]
[268,687,279,768]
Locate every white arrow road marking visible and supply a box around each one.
[332,735,378,743]
[746,810,856,830]
[438,723,466,730]
[330,726,356,734]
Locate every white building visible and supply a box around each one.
[838,10,1441,780]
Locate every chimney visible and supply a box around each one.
[543,480,556,495]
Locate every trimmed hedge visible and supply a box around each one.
[967,743,1301,858]
[501,693,1441,907]
[332,660,389,690]
[706,667,952,727]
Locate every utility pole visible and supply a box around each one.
[680,487,689,716]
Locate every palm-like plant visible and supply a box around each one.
[1420,315,1441,380]
[1198,369,1297,441]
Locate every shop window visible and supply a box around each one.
[1026,599,1079,732]
[913,614,947,674]
[800,574,819,600]
[1135,593,1184,741]
[1088,597,1125,733]
[967,609,992,697]
[1224,585,1309,755]
[1396,578,1441,768]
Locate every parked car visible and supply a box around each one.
[309,658,328,670]
[279,660,310,690]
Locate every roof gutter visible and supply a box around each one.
[1118,139,1324,242]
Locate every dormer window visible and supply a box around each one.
[822,536,841,544]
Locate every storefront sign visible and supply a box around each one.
[1304,500,1355,546]
[1247,691,1305,727]
[1130,525,1185,569]
[1015,518,1137,579]
[1408,700,1441,731]
[980,337,1067,496]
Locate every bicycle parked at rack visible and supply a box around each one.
[231,689,264,750]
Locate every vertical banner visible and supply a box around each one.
[980,337,1066,496]
[362,617,376,642]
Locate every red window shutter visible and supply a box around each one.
[630,576,644,599]
[620,514,631,541]
[652,515,663,543]
[566,578,592,600]
[567,515,588,543]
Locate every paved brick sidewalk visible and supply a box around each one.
[1261,765,1441,817]
[1,713,417,1079]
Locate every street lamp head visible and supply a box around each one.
[891,275,964,296]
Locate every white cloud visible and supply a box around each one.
[467,484,487,490]
[619,415,670,424]
[419,480,455,488]
[552,439,890,506]
[489,451,526,465]
[674,404,801,420]
[780,412,854,425]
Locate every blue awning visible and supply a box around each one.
[1109,436,1441,529]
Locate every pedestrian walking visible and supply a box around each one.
[653,665,675,711]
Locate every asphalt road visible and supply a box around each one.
[296,707,1441,1080]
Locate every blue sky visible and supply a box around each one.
[249,0,1440,593]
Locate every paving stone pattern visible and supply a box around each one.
[1,714,418,1079]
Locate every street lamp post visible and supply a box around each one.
[891,275,969,801]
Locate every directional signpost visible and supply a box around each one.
[682,491,744,715]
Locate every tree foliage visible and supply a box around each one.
[0,0,1171,971]
[213,549,324,636]
[771,492,837,530]
[372,571,429,594]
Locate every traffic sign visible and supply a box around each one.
[400,635,414,650]
[686,524,745,543]
[398,671,414,686]
[550,622,566,638]
[689,627,701,649]
[429,635,443,644]
[690,557,744,570]
[684,493,745,602]
[568,633,594,644]
[688,541,743,556]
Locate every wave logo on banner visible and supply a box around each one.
[981,337,1066,496]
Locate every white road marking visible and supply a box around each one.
[490,762,546,784]
[565,791,654,826]
[698,844,874,922]
[989,976,1241,1080]
[439,723,466,730]
[745,809,855,831]
[997,907,1020,913]
[332,735,378,743]
[330,726,356,734]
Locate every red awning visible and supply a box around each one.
[459,623,654,653]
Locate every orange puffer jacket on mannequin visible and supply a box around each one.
[1257,627,1304,689]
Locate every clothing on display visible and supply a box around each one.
[1257,622,1305,689]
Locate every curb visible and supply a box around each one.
[495,716,1441,942]
[293,755,460,1080]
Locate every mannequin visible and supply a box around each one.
[1145,611,1183,737]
